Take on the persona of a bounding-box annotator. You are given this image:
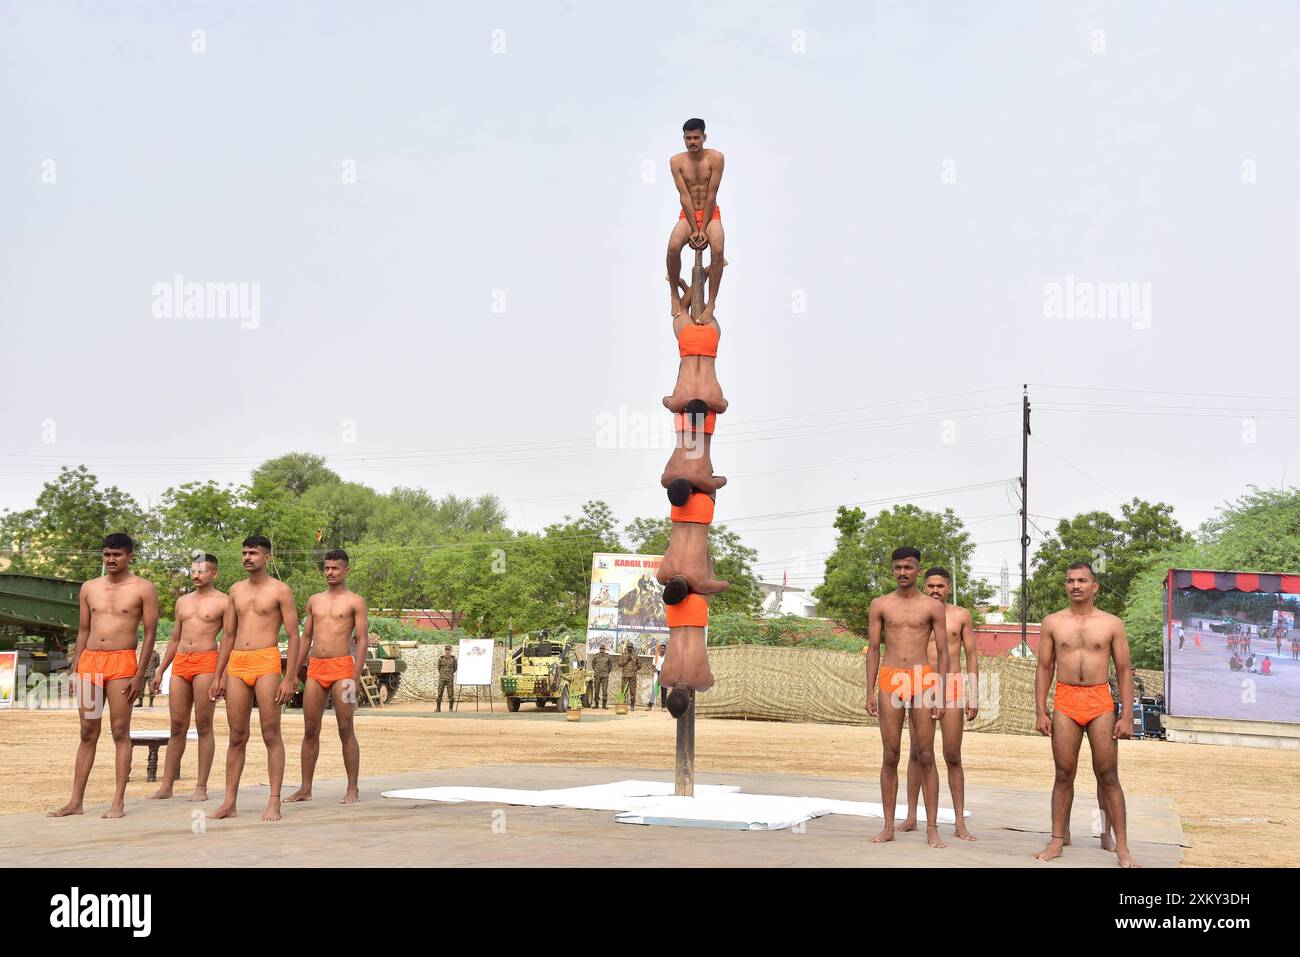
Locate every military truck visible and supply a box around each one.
[0,574,80,701]
[364,639,407,704]
[500,631,590,712]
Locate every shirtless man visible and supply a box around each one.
[666,117,725,323]
[286,549,368,805]
[210,535,301,822]
[900,568,978,841]
[1033,562,1138,867]
[50,533,159,819]
[147,554,226,802]
[864,547,950,848]
[662,405,726,503]
[656,494,729,603]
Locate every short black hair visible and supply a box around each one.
[1066,561,1096,580]
[666,478,693,507]
[102,530,135,553]
[682,118,705,133]
[891,546,921,564]
[242,535,272,551]
[102,532,134,552]
[924,567,950,582]
[662,577,688,605]
[323,548,349,566]
[666,687,690,717]
[192,552,218,566]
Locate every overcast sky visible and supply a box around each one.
[3,1,1299,595]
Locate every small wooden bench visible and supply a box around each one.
[129,730,199,782]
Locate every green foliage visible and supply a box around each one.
[623,516,762,616]
[1017,498,1187,624]
[813,504,991,635]
[250,453,340,496]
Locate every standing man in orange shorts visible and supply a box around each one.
[210,535,301,822]
[900,567,979,841]
[667,117,725,324]
[147,553,227,802]
[864,547,950,848]
[1033,562,1138,867]
[49,533,159,819]
[286,549,368,805]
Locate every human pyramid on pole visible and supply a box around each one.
[656,118,728,756]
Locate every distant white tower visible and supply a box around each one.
[1000,559,1010,607]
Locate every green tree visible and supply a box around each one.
[0,466,145,580]
[813,503,990,636]
[250,452,340,496]
[1018,498,1187,623]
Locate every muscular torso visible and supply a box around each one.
[309,590,360,658]
[658,522,710,585]
[879,592,939,669]
[925,605,968,671]
[661,433,722,491]
[84,576,150,650]
[230,580,289,650]
[1045,609,1119,685]
[672,150,722,209]
[175,590,228,652]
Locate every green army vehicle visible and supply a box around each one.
[500,631,590,713]
[0,574,80,698]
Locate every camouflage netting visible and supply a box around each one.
[691,646,1163,735]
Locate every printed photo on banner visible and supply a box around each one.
[588,553,667,656]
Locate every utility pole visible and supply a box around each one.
[1020,385,1031,658]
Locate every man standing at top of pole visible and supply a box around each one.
[666,118,725,324]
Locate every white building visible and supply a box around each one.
[758,582,818,618]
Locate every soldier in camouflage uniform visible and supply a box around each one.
[590,643,612,709]
[436,644,457,712]
[619,642,640,711]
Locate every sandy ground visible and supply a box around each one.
[0,702,1294,867]
[1169,630,1300,722]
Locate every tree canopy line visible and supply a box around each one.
[3,452,1298,669]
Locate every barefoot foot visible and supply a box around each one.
[284,787,313,804]
[261,798,282,822]
[1033,838,1065,862]
[47,802,83,818]
[871,827,896,844]
[101,803,125,819]
[953,824,977,841]
[1099,830,1117,852]
[897,817,918,833]
[146,786,174,800]
[926,824,947,848]
[340,788,360,805]
[1116,847,1140,868]
[210,802,238,820]
[188,786,208,803]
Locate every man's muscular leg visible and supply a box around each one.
[254,673,286,822]
[873,690,906,843]
[334,679,361,803]
[212,679,253,819]
[48,679,104,817]
[189,673,216,801]
[899,736,922,832]
[101,677,135,818]
[941,707,975,840]
[1087,712,1138,867]
[698,220,725,323]
[666,219,692,316]
[910,704,946,848]
[1034,710,1084,861]
[287,677,327,803]
[149,674,193,799]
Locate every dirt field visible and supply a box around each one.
[1,703,1294,867]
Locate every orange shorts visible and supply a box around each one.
[172,650,219,682]
[674,410,717,435]
[307,655,356,690]
[227,646,283,687]
[1053,682,1113,726]
[877,664,938,704]
[679,206,721,224]
[76,648,138,687]
[665,593,709,628]
[670,491,715,525]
